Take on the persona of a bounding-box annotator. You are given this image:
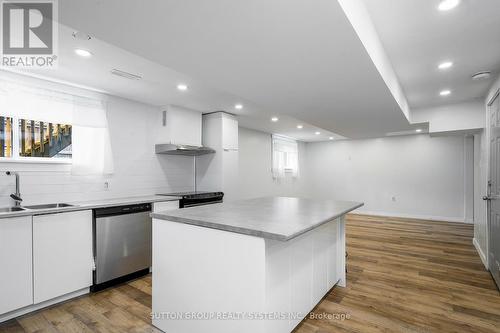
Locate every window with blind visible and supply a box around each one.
[272,134,299,178]
[0,75,113,174]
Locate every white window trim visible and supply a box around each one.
[0,157,71,164]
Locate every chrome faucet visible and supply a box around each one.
[6,171,22,207]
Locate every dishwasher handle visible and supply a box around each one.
[94,203,151,218]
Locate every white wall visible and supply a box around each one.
[464,136,474,223]
[411,99,485,134]
[236,127,307,200]
[0,91,194,207]
[303,134,471,222]
[238,127,476,224]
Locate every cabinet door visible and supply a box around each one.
[33,210,93,303]
[0,216,33,315]
[222,116,238,150]
[164,107,202,146]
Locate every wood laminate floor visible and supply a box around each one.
[1,214,499,333]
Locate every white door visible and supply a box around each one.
[0,216,33,315]
[33,210,93,303]
[486,90,500,289]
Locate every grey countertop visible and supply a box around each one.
[151,197,363,241]
[0,195,181,219]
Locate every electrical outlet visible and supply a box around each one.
[392,196,396,202]
[104,181,110,191]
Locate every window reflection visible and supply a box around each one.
[0,117,13,158]
[18,119,72,158]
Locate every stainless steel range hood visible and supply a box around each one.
[155,144,215,156]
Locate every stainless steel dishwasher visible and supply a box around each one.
[92,203,152,291]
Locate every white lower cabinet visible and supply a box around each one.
[33,210,93,304]
[0,216,33,315]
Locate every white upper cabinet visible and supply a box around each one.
[222,116,239,150]
[33,210,93,304]
[158,105,202,146]
[0,216,33,315]
[197,111,239,201]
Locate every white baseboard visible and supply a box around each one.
[473,237,489,270]
[351,210,466,223]
[0,288,89,323]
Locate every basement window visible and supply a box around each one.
[0,117,72,161]
[1,76,113,172]
[18,119,72,159]
[272,134,299,178]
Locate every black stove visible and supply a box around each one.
[158,191,224,208]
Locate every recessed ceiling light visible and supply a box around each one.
[416,129,422,133]
[177,84,188,91]
[297,125,303,129]
[440,90,451,96]
[472,71,492,81]
[271,117,279,122]
[315,131,321,135]
[74,48,92,57]
[329,136,334,140]
[234,104,243,110]
[438,61,453,70]
[438,0,460,11]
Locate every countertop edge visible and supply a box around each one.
[283,202,364,240]
[151,214,290,241]
[151,201,364,241]
[0,195,182,219]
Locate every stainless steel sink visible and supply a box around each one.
[0,206,26,213]
[23,203,76,210]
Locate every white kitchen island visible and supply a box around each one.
[151,197,362,333]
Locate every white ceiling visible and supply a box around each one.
[10,0,492,140]
[5,25,340,142]
[361,0,500,109]
[56,0,414,139]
